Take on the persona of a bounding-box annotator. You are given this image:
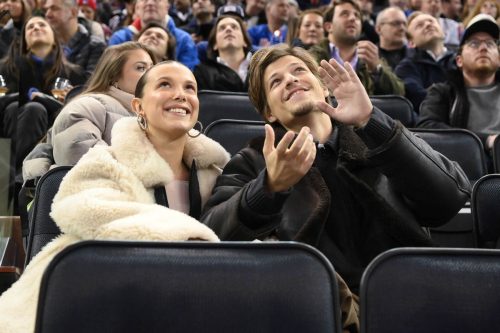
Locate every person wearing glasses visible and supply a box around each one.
[394,11,457,112]
[375,7,410,70]
[418,14,500,157]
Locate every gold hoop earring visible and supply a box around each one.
[137,113,147,131]
[187,121,203,138]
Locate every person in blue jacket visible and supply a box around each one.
[109,0,199,71]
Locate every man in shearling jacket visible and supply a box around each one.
[201,44,470,296]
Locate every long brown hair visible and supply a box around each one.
[83,42,156,95]
[463,0,500,26]
[1,15,77,91]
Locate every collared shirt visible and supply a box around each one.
[217,52,253,83]
[425,47,449,62]
[329,43,358,69]
[176,8,192,22]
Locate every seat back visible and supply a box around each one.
[411,129,486,248]
[198,90,263,128]
[360,248,500,333]
[411,129,487,183]
[330,95,415,127]
[25,166,71,267]
[204,120,266,156]
[472,174,500,248]
[492,135,500,173]
[64,85,86,105]
[36,241,341,333]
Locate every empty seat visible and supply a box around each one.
[471,174,500,248]
[360,247,500,333]
[204,120,265,156]
[36,240,342,333]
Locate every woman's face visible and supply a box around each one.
[138,27,169,61]
[3,0,23,21]
[80,5,95,21]
[298,13,324,47]
[25,17,55,49]
[135,63,199,139]
[481,1,498,17]
[115,49,154,95]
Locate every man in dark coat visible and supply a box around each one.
[201,44,470,330]
[418,14,500,154]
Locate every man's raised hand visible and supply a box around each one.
[316,58,373,128]
[263,124,316,195]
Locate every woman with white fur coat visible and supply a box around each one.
[0,61,231,332]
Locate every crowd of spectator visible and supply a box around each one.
[1,0,500,329]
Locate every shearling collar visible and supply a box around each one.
[110,117,230,188]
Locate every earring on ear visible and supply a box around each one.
[137,113,148,131]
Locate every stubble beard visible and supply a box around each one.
[290,101,316,117]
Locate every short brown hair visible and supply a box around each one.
[324,0,361,24]
[406,11,423,40]
[248,44,332,121]
[207,15,253,58]
[136,23,177,62]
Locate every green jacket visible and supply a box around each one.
[309,38,405,96]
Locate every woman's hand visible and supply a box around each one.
[30,91,44,101]
[315,59,373,128]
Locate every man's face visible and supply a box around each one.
[420,0,442,17]
[44,0,74,31]
[214,17,247,52]
[192,0,214,18]
[246,0,265,16]
[138,27,169,60]
[137,0,169,25]
[174,0,190,13]
[376,9,407,47]
[443,0,462,17]
[457,32,500,76]
[267,0,290,24]
[328,3,362,46]
[263,55,329,128]
[407,13,445,48]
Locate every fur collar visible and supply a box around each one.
[111,117,230,188]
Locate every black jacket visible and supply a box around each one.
[193,56,249,92]
[65,24,107,78]
[417,69,500,149]
[201,108,470,291]
[394,48,457,113]
[0,19,21,59]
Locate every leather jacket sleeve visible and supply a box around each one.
[365,120,471,227]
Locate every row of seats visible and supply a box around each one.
[34,241,500,333]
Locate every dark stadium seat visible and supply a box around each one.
[360,247,500,333]
[471,174,500,248]
[25,166,71,267]
[36,240,342,333]
[204,120,265,156]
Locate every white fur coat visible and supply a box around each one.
[0,117,230,332]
